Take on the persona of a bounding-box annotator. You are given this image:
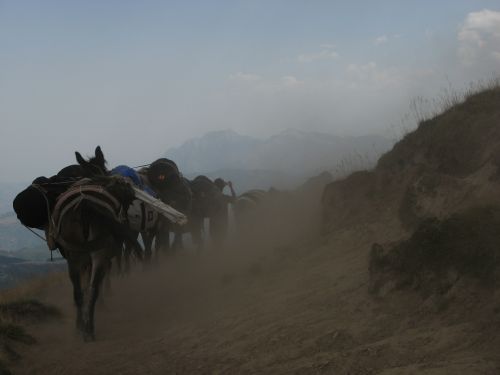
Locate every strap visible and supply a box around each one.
[50,184,126,253]
[52,184,123,233]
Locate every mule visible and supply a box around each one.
[233,189,267,231]
[52,175,139,341]
[171,176,227,250]
[136,159,192,252]
[76,153,190,258]
[73,151,167,264]
[14,147,184,340]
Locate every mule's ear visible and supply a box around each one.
[95,146,106,165]
[75,151,87,166]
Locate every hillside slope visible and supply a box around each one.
[322,85,500,232]
[11,86,500,374]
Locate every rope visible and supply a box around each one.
[21,226,56,261]
[36,180,78,186]
[23,225,47,242]
[132,163,151,169]
[29,184,57,261]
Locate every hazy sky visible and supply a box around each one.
[1,0,500,181]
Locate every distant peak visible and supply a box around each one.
[204,129,240,137]
[278,128,307,136]
[198,129,258,142]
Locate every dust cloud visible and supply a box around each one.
[14,178,328,375]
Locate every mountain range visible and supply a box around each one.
[164,129,392,191]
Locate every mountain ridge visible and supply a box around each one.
[164,129,392,178]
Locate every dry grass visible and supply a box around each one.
[0,300,60,324]
[331,151,377,179]
[0,273,64,374]
[0,272,65,305]
[390,76,500,141]
[324,76,500,242]
[377,79,500,176]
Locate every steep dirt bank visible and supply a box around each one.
[322,85,500,233]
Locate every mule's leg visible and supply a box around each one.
[142,231,154,262]
[103,260,113,296]
[172,228,184,250]
[115,245,124,275]
[191,217,204,252]
[83,249,110,341]
[67,258,85,333]
[125,236,145,269]
[155,219,171,254]
[125,231,140,271]
[151,229,162,260]
[116,242,132,274]
[157,229,171,254]
[124,242,132,273]
[209,214,226,250]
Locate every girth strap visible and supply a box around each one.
[56,234,113,253]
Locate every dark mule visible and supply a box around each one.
[161,177,192,251]
[13,147,140,341]
[173,175,226,250]
[56,148,141,340]
[234,189,267,216]
[212,178,236,247]
[74,153,189,261]
[73,149,162,265]
[233,189,267,228]
[56,182,135,340]
[137,159,192,253]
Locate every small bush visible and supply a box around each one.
[0,299,60,323]
[370,206,500,295]
[0,299,60,374]
[0,361,12,375]
[0,323,35,345]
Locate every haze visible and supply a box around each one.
[1,0,499,181]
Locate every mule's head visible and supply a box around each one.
[190,176,225,217]
[75,146,108,177]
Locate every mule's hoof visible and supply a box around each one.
[83,332,96,342]
[76,319,85,332]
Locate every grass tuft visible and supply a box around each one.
[0,299,61,323]
[0,323,36,345]
[388,76,500,142]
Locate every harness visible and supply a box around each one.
[50,183,125,253]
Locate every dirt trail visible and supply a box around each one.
[12,217,500,374]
